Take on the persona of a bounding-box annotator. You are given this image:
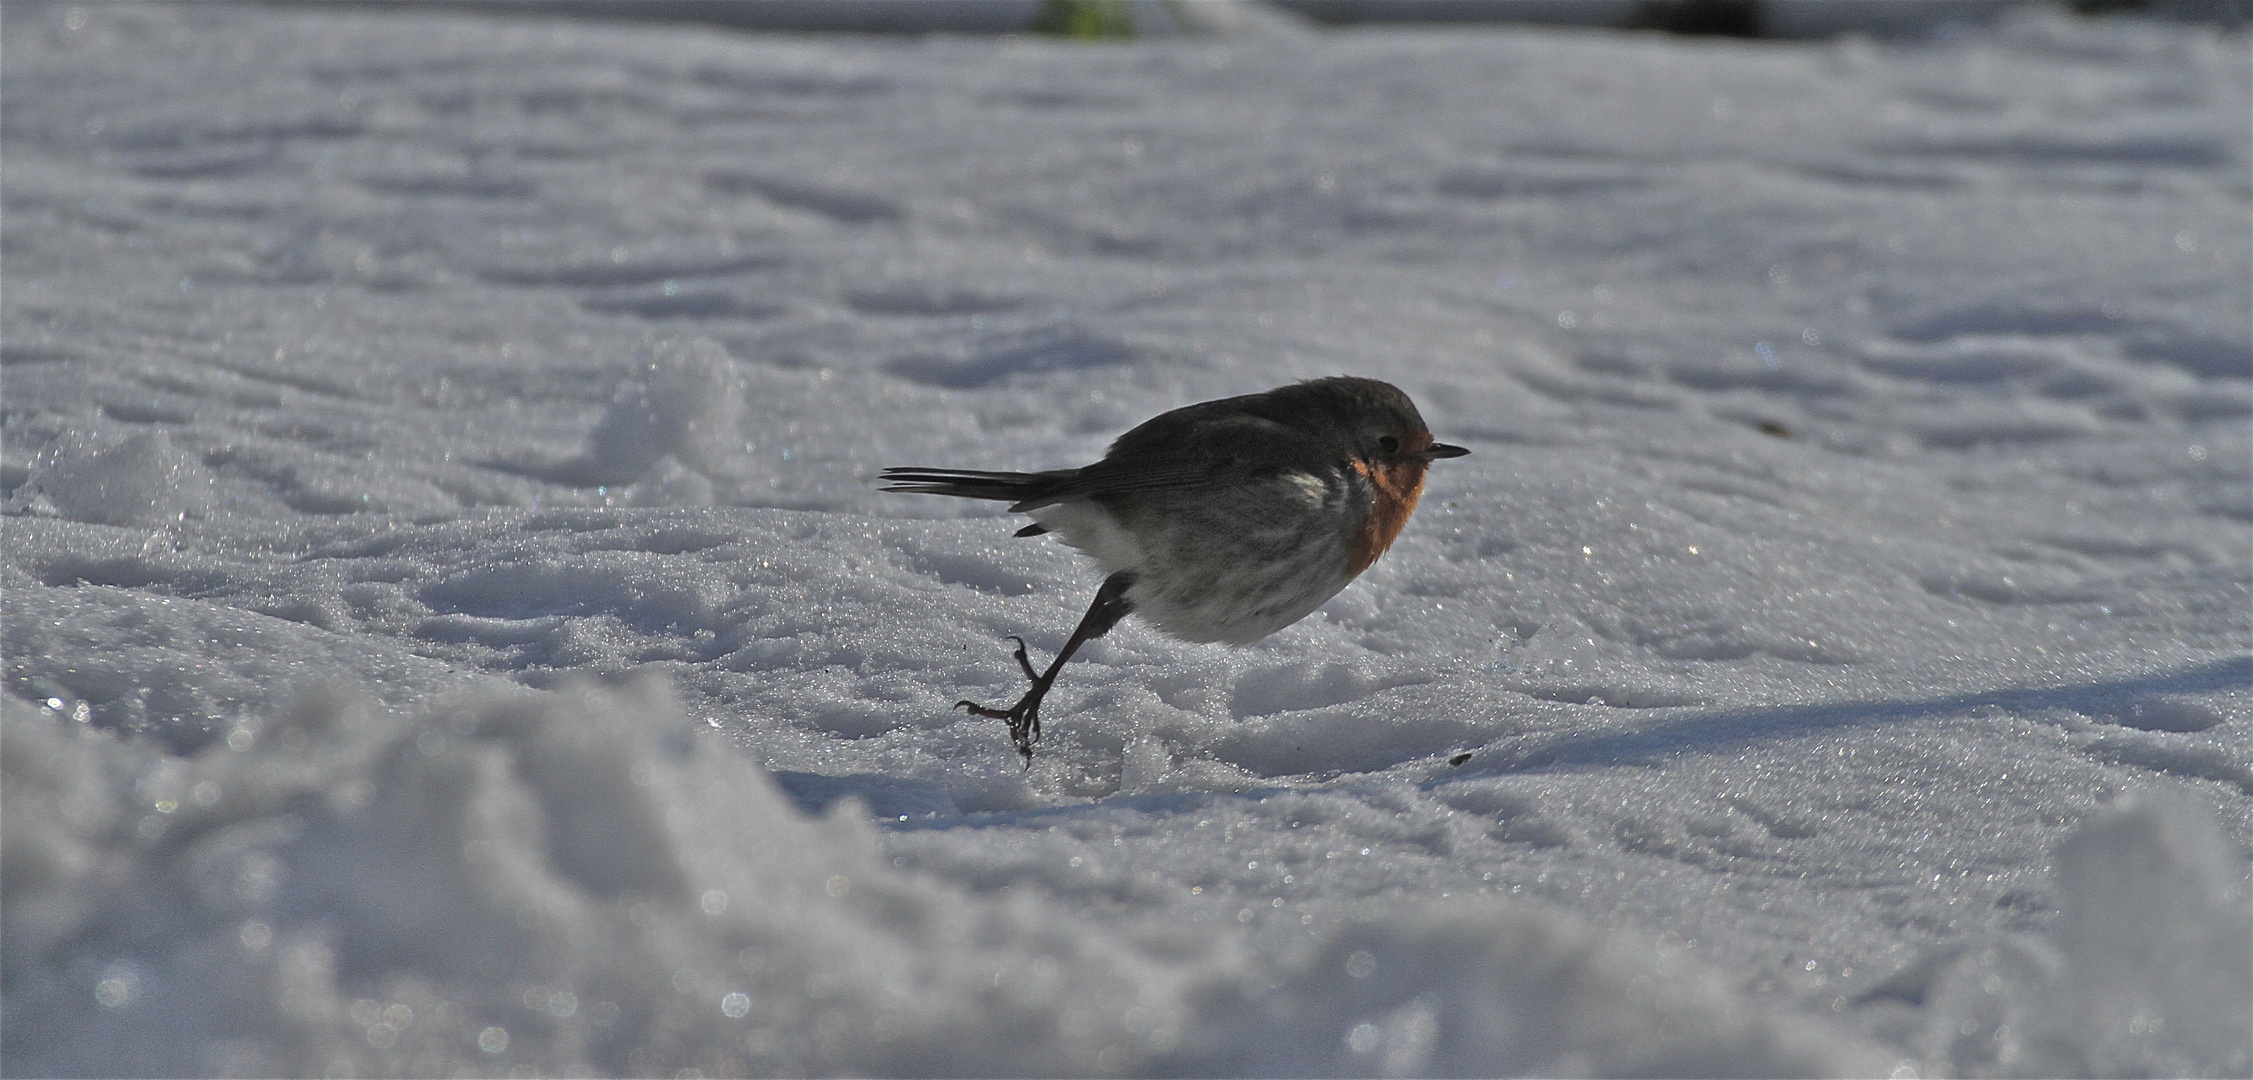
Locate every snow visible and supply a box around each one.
[3,3,2247,1076]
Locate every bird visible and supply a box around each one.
[881,376,1468,765]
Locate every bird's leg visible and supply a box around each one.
[958,571,1136,766]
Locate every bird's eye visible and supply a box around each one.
[1378,435,1401,454]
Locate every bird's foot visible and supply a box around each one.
[955,693,1042,766]
[956,635,1049,766]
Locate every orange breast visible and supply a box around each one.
[1345,457,1428,575]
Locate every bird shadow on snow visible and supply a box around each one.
[1464,656,2252,788]
[772,658,2249,831]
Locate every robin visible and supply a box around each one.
[882,376,1468,765]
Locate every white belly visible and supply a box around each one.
[1027,470,1366,645]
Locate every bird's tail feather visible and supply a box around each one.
[879,467,1063,503]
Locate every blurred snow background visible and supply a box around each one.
[2,2,2247,1076]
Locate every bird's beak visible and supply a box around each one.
[1423,442,1470,459]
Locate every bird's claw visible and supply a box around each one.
[955,696,1042,766]
[956,635,1042,765]
[1007,636,1038,682]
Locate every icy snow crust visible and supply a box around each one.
[3,4,2249,1076]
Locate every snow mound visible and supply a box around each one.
[2039,793,2250,1076]
[7,431,215,528]
[1,677,1880,1078]
[1918,792,2252,1078]
[573,337,748,491]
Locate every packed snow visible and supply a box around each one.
[3,3,2248,1076]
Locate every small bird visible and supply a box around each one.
[882,376,1468,765]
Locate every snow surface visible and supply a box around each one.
[3,3,2249,1076]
